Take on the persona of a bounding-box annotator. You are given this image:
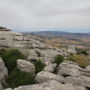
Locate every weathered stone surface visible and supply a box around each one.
[4,88,12,90]
[35,71,64,83]
[80,69,90,77]
[28,49,43,61]
[28,49,62,63]
[85,65,90,72]
[13,80,86,90]
[0,57,8,85]
[65,75,90,88]
[57,61,81,77]
[0,83,3,90]
[17,59,35,74]
[43,63,56,73]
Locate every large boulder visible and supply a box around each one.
[65,75,90,88]
[17,59,35,74]
[0,57,8,85]
[35,71,64,83]
[13,80,86,90]
[57,61,81,77]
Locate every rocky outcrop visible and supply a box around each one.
[57,61,81,77]
[28,49,62,62]
[35,71,64,83]
[13,80,86,90]
[0,57,8,86]
[17,59,35,74]
[56,61,90,88]
[65,75,90,88]
[28,49,43,61]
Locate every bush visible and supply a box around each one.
[6,68,35,88]
[53,55,64,65]
[34,60,45,74]
[0,49,6,57]
[76,48,88,55]
[0,49,36,88]
[1,49,26,73]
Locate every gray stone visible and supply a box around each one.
[13,80,86,90]
[17,59,35,74]
[0,83,3,90]
[85,65,90,72]
[28,49,43,61]
[57,61,81,77]
[4,88,12,90]
[65,75,90,88]
[35,71,64,83]
[0,57,8,85]
[43,63,56,73]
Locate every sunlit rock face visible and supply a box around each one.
[0,26,32,49]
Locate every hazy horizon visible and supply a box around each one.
[0,0,90,33]
[13,28,90,33]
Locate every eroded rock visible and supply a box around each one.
[17,59,35,74]
[35,71,64,83]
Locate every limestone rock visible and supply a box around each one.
[0,83,3,90]
[35,71,64,83]
[13,80,86,90]
[65,75,90,88]
[28,49,43,61]
[43,63,56,73]
[57,61,81,77]
[4,88,12,90]
[0,57,8,85]
[85,65,90,72]
[17,59,35,74]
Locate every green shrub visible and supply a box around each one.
[76,48,88,55]
[6,68,35,88]
[34,60,45,74]
[0,49,36,88]
[0,49,6,57]
[53,55,64,65]
[1,49,26,73]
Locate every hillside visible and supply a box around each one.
[29,31,90,49]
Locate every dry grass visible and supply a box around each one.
[69,55,90,68]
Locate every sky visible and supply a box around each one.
[0,0,90,33]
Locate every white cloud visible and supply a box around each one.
[0,0,90,31]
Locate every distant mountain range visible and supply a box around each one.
[29,31,90,38]
[25,31,90,49]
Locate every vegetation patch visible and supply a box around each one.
[0,49,26,73]
[6,68,35,88]
[53,55,64,66]
[53,55,64,74]
[68,54,90,68]
[0,49,35,88]
[34,60,45,74]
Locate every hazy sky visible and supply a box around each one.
[0,0,90,32]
